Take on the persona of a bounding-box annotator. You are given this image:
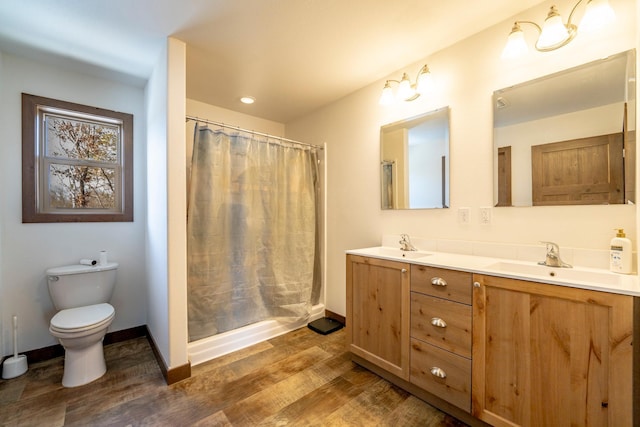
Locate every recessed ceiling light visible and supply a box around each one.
[240,96,255,104]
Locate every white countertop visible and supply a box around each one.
[346,246,640,297]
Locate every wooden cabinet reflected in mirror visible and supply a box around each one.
[493,49,636,207]
[531,132,625,205]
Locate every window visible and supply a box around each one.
[22,94,133,222]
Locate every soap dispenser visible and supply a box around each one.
[610,228,632,274]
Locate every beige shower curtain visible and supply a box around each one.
[187,125,320,342]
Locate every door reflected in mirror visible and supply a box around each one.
[381,107,450,209]
[493,49,636,207]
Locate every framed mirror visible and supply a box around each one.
[493,49,636,207]
[381,107,450,209]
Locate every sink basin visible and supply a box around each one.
[357,247,432,260]
[485,261,623,287]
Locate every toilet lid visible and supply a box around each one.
[50,303,114,332]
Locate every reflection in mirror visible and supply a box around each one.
[381,107,450,209]
[493,49,636,207]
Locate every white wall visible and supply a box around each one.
[186,98,285,136]
[285,0,637,317]
[166,38,188,369]
[145,37,189,370]
[0,53,147,355]
[0,49,4,360]
[145,40,169,365]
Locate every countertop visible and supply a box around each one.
[346,246,640,297]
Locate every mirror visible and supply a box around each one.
[493,49,636,207]
[381,107,450,209]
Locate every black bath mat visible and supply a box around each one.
[308,317,344,335]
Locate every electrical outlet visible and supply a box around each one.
[479,207,492,225]
[458,207,470,224]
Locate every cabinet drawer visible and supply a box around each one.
[410,339,471,412]
[411,293,471,358]
[411,265,472,304]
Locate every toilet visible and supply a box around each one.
[46,262,118,387]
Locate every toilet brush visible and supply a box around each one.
[2,315,28,379]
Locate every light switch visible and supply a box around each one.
[458,207,470,224]
[479,207,492,225]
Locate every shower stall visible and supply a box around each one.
[186,120,325,365]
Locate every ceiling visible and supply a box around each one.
[0,0,545,123]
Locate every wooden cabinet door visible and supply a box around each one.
[472,274,633,427]
[531,133,624,205]
[346,254,410,380]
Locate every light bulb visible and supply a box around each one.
[397,73,415,101]
[580,0,615,32]
[537,6,570,50]
[502,23,528,59]
[379,82,395,105]
[415,66,433,95]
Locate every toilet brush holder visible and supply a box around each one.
[2,315,28,379]
[2,354,28,379]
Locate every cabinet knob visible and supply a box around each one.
[431,277,447,287]
[401,268,407,273]
[473,281,481,288]
[430,367,447,379]
[430,317,447,328]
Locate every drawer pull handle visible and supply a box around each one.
[430,367,447,379]
[431,277,447,287]
[430,317,447,328]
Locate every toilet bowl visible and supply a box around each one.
[46,262,118,388]
[49,303,115,387]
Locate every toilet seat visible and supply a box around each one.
[50,303,115,333]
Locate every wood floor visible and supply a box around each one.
[0,327,468,426]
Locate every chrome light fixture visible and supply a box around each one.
[379,65,433,105]
[502,0,615,59]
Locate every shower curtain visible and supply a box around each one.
[187,125,321,342]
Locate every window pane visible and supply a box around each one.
[45,115,119,163]
[48,164,117,209]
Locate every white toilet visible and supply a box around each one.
[46,262,118,387]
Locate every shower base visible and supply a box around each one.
[188,304,325,366]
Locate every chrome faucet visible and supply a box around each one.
[538,241,572,268]
[399,234,418,251]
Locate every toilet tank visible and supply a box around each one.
[46,262,118,310]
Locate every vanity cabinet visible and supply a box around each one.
[346,254,410,380]
[346,252,636,426]
[410,266,473,412]
[472,274,633,427]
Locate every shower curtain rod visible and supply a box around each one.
[186,115,322,150]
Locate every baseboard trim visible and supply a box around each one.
[324,309,345,325]
[145,326,191,385]
[17,325,147,365]
[104,325,148,346]
[9,325,191,386]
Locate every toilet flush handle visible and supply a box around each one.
[48,276,59,282]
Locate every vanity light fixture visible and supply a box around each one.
[501,0,615,59]
[379,65,433,105]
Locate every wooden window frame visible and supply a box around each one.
[22,93,134,223]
